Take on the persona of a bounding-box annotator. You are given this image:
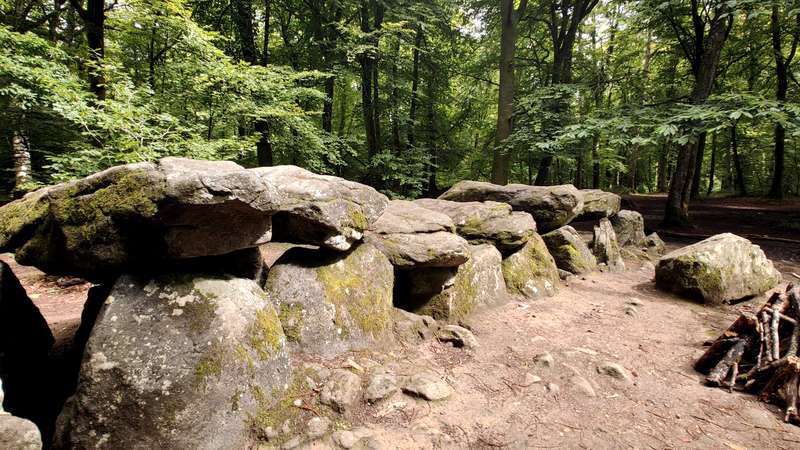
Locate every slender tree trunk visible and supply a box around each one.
[707,132,716,196]
[657,141,669,192]
[233,0,258,64]
[690,132,707,200]
[732,123,746,196]
[408,25,422,149]
[768,7,798,198]
[491,0,528,185]
[592,135,600,189]
[69,0,107,102]
[662,4,731,229]
[12,129,32,193]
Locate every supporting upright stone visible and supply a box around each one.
[501,235,562,300]
[541,226,597,275]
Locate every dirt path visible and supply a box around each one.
[5,194,800,448]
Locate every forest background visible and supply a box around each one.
[2,0,800,229]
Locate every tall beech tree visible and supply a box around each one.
[490,0,528,185]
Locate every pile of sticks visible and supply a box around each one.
[694,284,800,425]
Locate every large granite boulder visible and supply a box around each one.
[263,243,395,357]
[438,181,583,232]
[0,414,42,450]
[413,199,536,250]
[541,226,597,275]
[501,235,562,300]
[257,165,388,250]
[0,158,387,281]
[364,200,470,270]
[611,210,647,248]
[575,189,621,221]
[655,233,782,304]
[406,245,509,322]
[0,261,54,421]
[52,273,292,450]
[592,218,625,273]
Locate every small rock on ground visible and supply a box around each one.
[524,373,542,385]
[438,325,479,349]
[624,305,638,316]
[365,373,398,403]
[597,362,634,384]
[306,416,331,440]
[534,352,555,368]
[403,372,451,401]
[320,369,363,412]
[569,376,597,397]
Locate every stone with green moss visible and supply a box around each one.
[611,210,647,248]
[501,234,563,300]
[0,158,389,281]
[53,272,292,450]
[542,226,597,275]
[575,189,621,221]
[413,198,537,251]
[413,244,509,322]
[364,231,470,270]
[264,243,396,357]
[592,218,625,273]
[655,233,782,305]
[437,181,583,232]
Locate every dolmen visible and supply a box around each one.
[0,159,682,448]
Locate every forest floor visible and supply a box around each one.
[4,194,800,449]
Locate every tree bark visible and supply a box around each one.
[408,25,422,149]
[732,123,746,196]
[707,132,716,195]
[12,129,32,193]
[768,7,798,199]
[69,0,106,102]
[690,132,707,200]
[662,2,731,229]
[491,0,528,185]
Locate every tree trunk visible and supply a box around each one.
[707,132,716,196]
[592,135,600,189]
[657,141,669,192]
[662,3,731,230]
[233,0,258,64]
[732,124,746,196]
[12,129,32,193]
[69,0,106,102]
[408,25,422,149]
[690,132,707,200]
[767,7,798,199]
[255,121,273,167]
[491,0,527,185]
[372,3,384,154]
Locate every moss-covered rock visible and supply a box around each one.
[575,189,621,221]
[0,158,389,281]
[501,234,563,300]
[52,273,292,450]
[438,181,583,232]
[364,231,470,270]
[655,233,782,304]
[542,226,597,275]
[592,218,625,273]
[264,243,396,357]
[413,244,510,322]
[413,199,537,251]
[610,210,647,248]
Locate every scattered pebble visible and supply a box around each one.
[597,362,634,384]
[624,305,638,316]
[534,352,554,368]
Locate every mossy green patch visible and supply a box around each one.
[346,208,370,231]
[278,303,304,343]
[502,236,561,296]
[246,308,285,360]
[316,245,393,340]
[0,190,50,250]
[183,289,218,335]
[193,342,225,392]
[418,261,477,322]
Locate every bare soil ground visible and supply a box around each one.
[6,194,800,449]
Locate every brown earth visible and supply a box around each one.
[5,194,800,449]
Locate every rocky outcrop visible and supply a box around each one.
[501,235,562,300]
[592,218,625,273]
[575,189,621,221]
[412,244,510,322]
[52,273,292,450]
[0,414,42,450]
[438,181,583,232]
[655,233,782,304]
[0,261,53,423]
[611,210,647,248]
[542,226,597,275]
[645,232,666,256]
[364,200,470,270]
[413,199,536,250]
[0,158,387,281]
[264,243,395,357]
